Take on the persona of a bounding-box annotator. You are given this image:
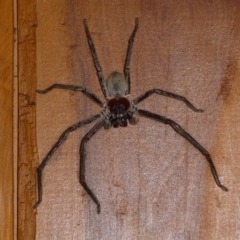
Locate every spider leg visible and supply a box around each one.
[80,119,106,214]
[137,109,228,192]
[83,19,110,100]
[133,89,203,112]
[37,84,103,107]
[124,18,139,95]
[33,114,102,209]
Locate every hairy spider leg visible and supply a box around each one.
[124,18,139,95]
[80,120,106,214]
[84,19,110,100]
[133,89,203,112]
[33,114,102,209]
[137,109,228,192]
[37,84,103,107]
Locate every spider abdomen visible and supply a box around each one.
[106,72,127,97]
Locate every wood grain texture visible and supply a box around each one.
[18,0,37,239]
[18,0,240,239]
[0,0,14,239]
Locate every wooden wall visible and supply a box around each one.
[1,0,240,239]
[0,0,14,239]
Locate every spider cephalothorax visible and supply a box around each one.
[34,18,228,214]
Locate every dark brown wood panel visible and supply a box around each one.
[0,0,14,239]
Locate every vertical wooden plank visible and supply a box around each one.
[0,0,14,239]
[18,0,37,239]
[22,0,240,239]
[200,3,240,238]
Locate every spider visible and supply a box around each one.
[34,18,228,214]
